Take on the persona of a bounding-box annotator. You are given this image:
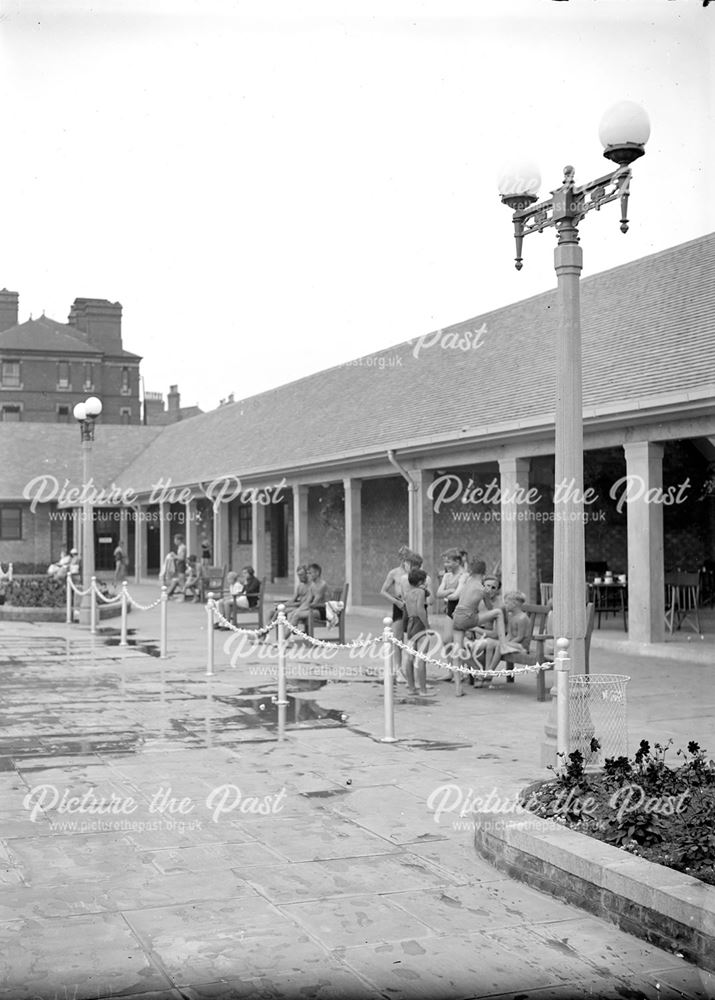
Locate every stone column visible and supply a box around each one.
[252,502,267,579]
[409,469,434,572]
[343,477,362,607]
[185,499,199,559]
[119,507,130,573]
[213,503,229,570]
[73,507,83,563]
[499,457,532,596]
[134,505,146,584]
[624,441,665,643]
[159,501,170,563]
[293,484,309,572]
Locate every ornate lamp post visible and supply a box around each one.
[73,395,103,626]
[498,101,650,674]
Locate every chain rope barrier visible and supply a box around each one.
[387,634,554,679]
[92,581,123,605]
[67,575,92,598]
[208,600,273,638]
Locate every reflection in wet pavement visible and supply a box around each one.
[0,635,349,764]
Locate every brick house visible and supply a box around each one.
[1,233,714,644]
[0,292,142,425]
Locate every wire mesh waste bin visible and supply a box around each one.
[569,673,630,768]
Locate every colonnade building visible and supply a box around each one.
[1,233,714,645]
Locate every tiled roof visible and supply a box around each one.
[1,233,713,501]
[0,424,163,501]
[0,316,141,360]
[0,317,102,355]
[114,232,715,491]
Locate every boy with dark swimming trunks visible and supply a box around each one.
[402,568,431,695]
[380,545,411,682]
[451,558,505,696]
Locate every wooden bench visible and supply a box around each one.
[305,583,349,644]
[500,602,595,701]
[229,576,268,629]
[199,565,227,604]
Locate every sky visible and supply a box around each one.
[1,0,714,413]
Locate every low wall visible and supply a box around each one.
[0,603,126,623]
[473,810,715,973]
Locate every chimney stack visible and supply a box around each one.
[68,298,123,354]
[0,289,19,332]
[167,385,181,419]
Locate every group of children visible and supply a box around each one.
[161,535,205,601]
[380,544,534,697]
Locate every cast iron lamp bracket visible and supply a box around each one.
[503,163,633,270]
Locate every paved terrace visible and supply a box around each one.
[0,586,713,1000]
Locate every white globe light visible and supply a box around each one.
[73,402,87,421]
[85,396,103,417]
[599,101,650,149]
[497,159,541,199]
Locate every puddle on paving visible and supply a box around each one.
[211,681,349,730]
[102,636,161,657]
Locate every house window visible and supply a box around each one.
[238,504,252,544]
[57,405,70,423]
[83,363,94,390]
[0,506,22,540]
[120,408,131,425]
[1,361,20,387]
[57,361,70,389]
[121,367,131,394]
[1,405,21,422]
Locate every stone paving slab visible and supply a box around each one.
[1,608,713,998]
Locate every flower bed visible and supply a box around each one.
[3,575,67,608]
[522,739,715,887]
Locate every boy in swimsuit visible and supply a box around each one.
[379,545,411,682]
[402,568,431,696]
[451,558,506,696]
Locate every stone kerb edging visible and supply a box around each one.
[0,603,126,623]
[472,807,715,973]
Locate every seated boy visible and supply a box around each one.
[497,590,532,683]
[450,558,506,696]
[183,555,203,602]
[287,563,329,634]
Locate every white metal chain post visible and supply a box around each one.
[120,582,129,647]
[206,592,215,676]
[66,577,72,625]
[555,636,571,764]
[160,586,168,659]
[90,576,97,634]
[276,604,288,739]
[381,617,397,743]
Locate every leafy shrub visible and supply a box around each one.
[6,576,67,608]
[524,738,715,886]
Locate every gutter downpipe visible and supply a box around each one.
[387,449,420,553]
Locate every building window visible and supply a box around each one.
[1,361,20,387]
[238,504,252,544]
[57,361,70,389]
[120,408,131,425]
[57,405,70,423]
[1,405,21,422]
[0,506,22,540]
[121,367,131,394]
[83,363,94,390]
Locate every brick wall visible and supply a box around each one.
[0,355,141,424]
[432,462,502,578]
[360,477,408,603]
[0,503,55,571]
[307,485,345,590]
